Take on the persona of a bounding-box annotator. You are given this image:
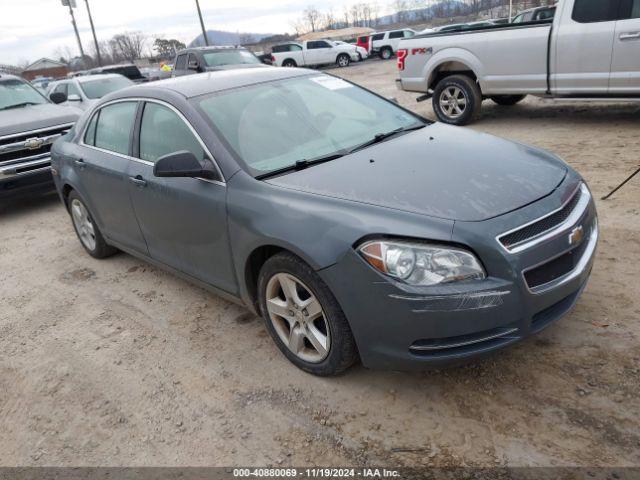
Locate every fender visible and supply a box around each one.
[422,47,484,91]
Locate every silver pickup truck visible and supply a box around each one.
[0,73,79,198]
[397,0,640,124]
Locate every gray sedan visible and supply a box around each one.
[50,68,598,375]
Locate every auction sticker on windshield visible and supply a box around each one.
[310,76,352,90]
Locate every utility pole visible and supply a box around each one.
[195,0,209,46]
[84,0,102,66]
[61,0,85,59]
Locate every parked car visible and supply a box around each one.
[31,76,54,90]
[355,35,372,54]
[333,40,369,61]
[397,0,640,124]
[47,74,133,111]
[512,5,557,23]
[271,40,359,68]
[89,64,147,83]
[51,68,597,375]
[172,46,264,77]
[0,73,79,198]
[370,29,416,59]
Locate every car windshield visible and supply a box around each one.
[0,79,47,110]
[80,76,134,99]
[195,75,424,176]
[202,50,261,67]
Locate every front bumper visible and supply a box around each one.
[0,158,54,199]
[320,181,598,370]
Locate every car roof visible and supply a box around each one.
[0,73,22,81]
[110,67,312,100]
[76,73,126,83]
[177,46,245,54]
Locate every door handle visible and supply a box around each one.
[74,158,85,169]
[619,32,640,40]
[129,175,147,187]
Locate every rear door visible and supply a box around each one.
[126,100,237,294]
[306,41,333,65]
[76,101,147,252]
[610,0,640,93]
[552,0,620,94]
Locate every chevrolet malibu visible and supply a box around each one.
[50,69,598,375]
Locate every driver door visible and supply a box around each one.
[126,100,237,294]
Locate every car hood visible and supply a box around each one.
[0,103,80,137]
[266,123,567,222]
[205,64,268,72]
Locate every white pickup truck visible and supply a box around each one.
[271,40,359,68]
[396,0,640,124]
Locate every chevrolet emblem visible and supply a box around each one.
[24,137,44,150]
[568,226,584,246]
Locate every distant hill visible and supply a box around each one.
[374,0,470,26]
[189,30,276,47]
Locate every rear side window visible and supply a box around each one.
[175,54,187,70]
[94,102,137,155]
[389,31,404,39]
[572,0,620,22]
[619,0,640,18]
[272,45,288,53]
[139,102,205,163]
[84,112,99,146]
[371,33,385,41]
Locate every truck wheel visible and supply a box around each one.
[336,53,350,68]
[490,95,526,106]
[379,47,393,60]
[67,190,117,259]
[258,252,358,376]
[282,59,297,68]
[432,75,482,126]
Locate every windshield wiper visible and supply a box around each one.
[0,102,40,111]
[347,123,426,154]
[255,151,347,180]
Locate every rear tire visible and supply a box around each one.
[432,74,482,126]
[379,47,393,60]
[336,53,350,68]
[67,190,117,259]
[258,252,358,376]
[490,94,526,106]
[282,59,297,68]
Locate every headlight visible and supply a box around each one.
[358,239,485,286]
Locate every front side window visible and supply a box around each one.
[175,54,187,70]
[84,112,99,145]
[53,83,68,95]
[404,30,415,37]
[195,75,423,176]
[94,102,137,155]
[572,0,620,22]
[80,76,133,99]
[620,0,640,18]
[290,44,303,51]
[67,82,82,98]
[139,102,205,163]
[202,50,261,67]
[0,79,48,110]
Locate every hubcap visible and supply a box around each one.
[439,86,467,119]
[265,273,330,363]
[339,56,348,66]
[70,198,96,251]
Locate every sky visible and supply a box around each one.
[0,0,380,66]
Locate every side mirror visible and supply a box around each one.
[153,150,217,180]
[49,92,67,104]
[188,60,200,71]
[67,94,82,102]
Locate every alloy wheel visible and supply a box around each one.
[338,55,349,67]
[265,272,330,363]
[71,198,97,251]
[439,86,467,119]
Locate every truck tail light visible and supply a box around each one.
[397,49,408,71]
[270,54,276,64]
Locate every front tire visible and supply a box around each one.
[379,47,393,60]
[68,190,117,259]
[258,252,358,376]
[432,74,482,126]
[336,53,350,68]
[490,94,526,106]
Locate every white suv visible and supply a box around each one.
[370,29,416,59]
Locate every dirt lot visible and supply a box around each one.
[1,59,639,468]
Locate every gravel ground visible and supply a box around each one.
[0,59,639,468]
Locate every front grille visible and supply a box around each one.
[524,236,589,289]
[0,124,72,167]
[499,186,582,250]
